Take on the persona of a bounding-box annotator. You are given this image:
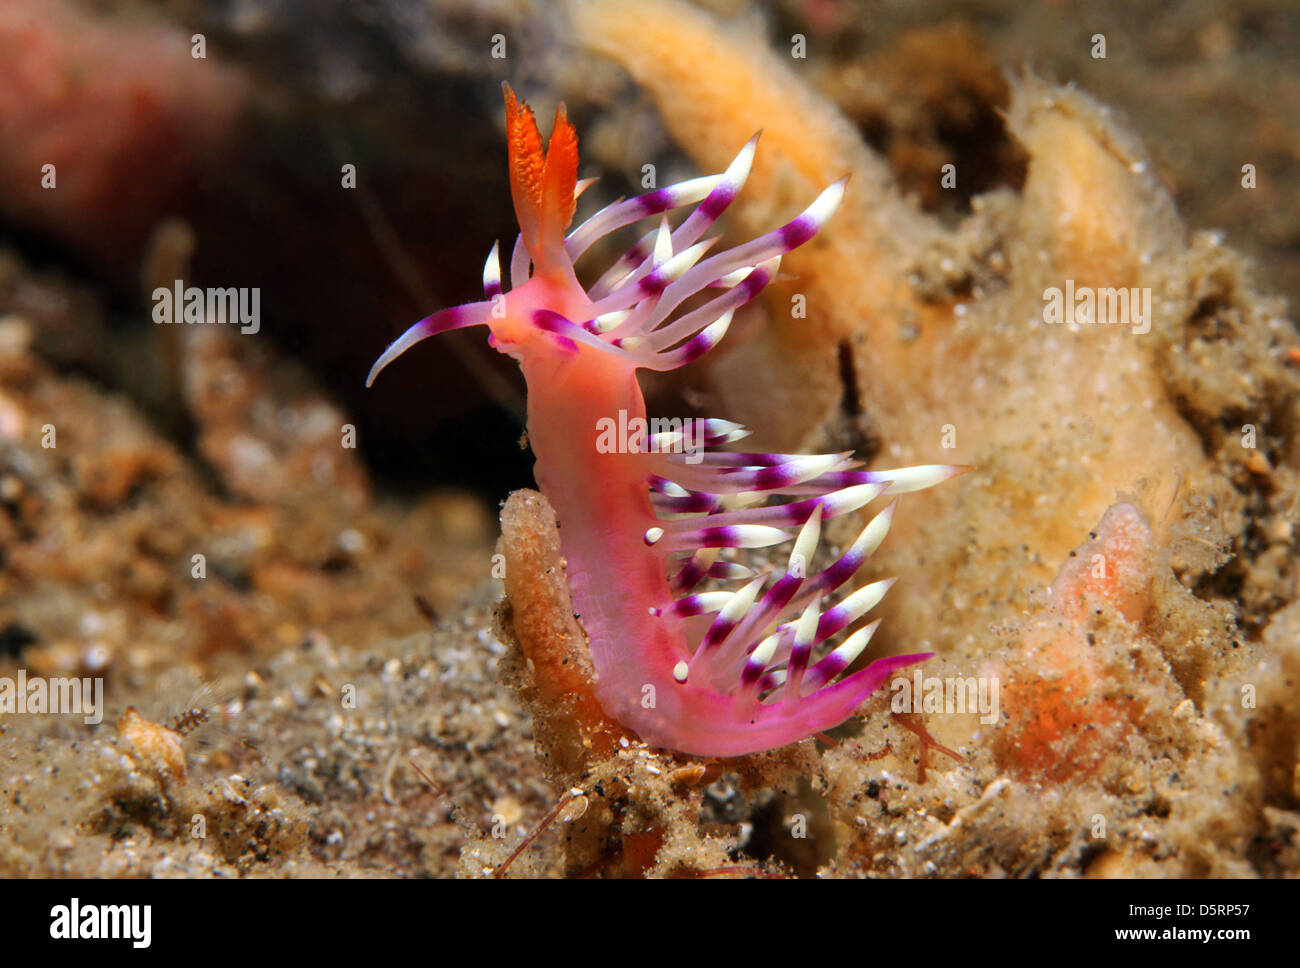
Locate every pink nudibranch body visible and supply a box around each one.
[367,85,965,756]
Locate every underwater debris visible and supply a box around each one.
[118,707,188,783]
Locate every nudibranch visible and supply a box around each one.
[368,85,965,757]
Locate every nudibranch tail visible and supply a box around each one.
[367,87,969,757]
